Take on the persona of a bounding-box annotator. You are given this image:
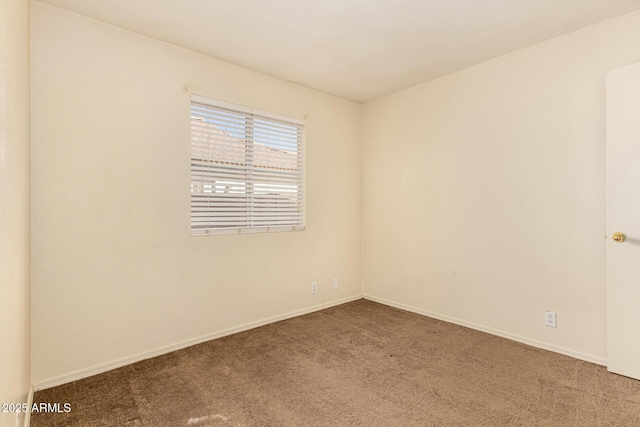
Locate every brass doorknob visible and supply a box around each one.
[612,232,626,242]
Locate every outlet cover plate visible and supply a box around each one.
[545,311,557,328]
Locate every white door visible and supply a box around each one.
[606,61,640,380]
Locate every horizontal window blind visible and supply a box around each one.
[190,95,305,236]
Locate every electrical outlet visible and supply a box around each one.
[332,277,338,290]
[545,311,557,328]
[311,282,318,294]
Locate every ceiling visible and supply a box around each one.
[35,0,640,103]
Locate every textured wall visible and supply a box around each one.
[31,3,361,387]
[362,11,640,363]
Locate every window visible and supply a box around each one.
[190,95,305,236]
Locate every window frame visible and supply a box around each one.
[190,94,306,236]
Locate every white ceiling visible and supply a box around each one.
[35,0,640,103]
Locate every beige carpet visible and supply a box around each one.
[32,299,640,426]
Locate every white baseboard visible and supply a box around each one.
[35,295,363,391]
[363,294,607,366]
[23,384,34,427]
[36,293,606,391]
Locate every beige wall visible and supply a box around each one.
[0,0,31,425]
[31,3,361,388]
[362,11,640,364]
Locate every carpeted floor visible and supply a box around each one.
[32,299,640,426]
